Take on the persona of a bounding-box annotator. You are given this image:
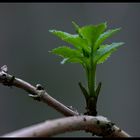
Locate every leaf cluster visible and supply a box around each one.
[49,22,124,68]
[49,21,124,116]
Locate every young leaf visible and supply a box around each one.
[97,51,112,64]
[51,46,82,58]
[78,82,89,101]
[72,21,84,39]
[95,82,102,97]
[94,28,121,50]
[72,21,80,33]
[78,22,107,47]
[61,57,84,64]
[94,42,124,64]
[51,46,86,65]
[49,30,89,51]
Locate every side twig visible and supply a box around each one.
[0,65,130,137]
[0,65,79,116]
[2,115,130,137]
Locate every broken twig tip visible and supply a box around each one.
[1,65,8,73]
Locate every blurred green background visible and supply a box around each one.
[0,3,139,137]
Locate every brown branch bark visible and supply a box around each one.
[2,115,130,137]
[0,65,131,137]
[0,65,79,116]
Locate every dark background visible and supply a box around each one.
[0,3,139,137]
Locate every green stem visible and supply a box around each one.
[83,46,97,116]
[87,66,96,96]
[88,47,96,97]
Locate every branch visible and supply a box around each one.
[0,65,131,137]
[2,115,130,137]
[0,65,79,116]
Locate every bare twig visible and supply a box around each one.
[2,115,130,137]
[0,65,79,116]
[0,65,131,137]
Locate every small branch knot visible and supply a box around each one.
[28,84,45,101]
[36,84,44,90]
[0,65,15,86]
[67,106,78,114]
[99,121,115,137]
[1,65,8,73]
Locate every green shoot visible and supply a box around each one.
[49,21,124,116]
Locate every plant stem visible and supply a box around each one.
[84,46,98,116]
[88,46,96,97]
[86,64,97,116]
[88,64,96,97]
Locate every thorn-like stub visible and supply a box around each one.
[67,105,78,113]
[28,85,45,101]
[28,94,41,101]
[1,65,8,73]
[36,84,44,90]
[0,68,15,86]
